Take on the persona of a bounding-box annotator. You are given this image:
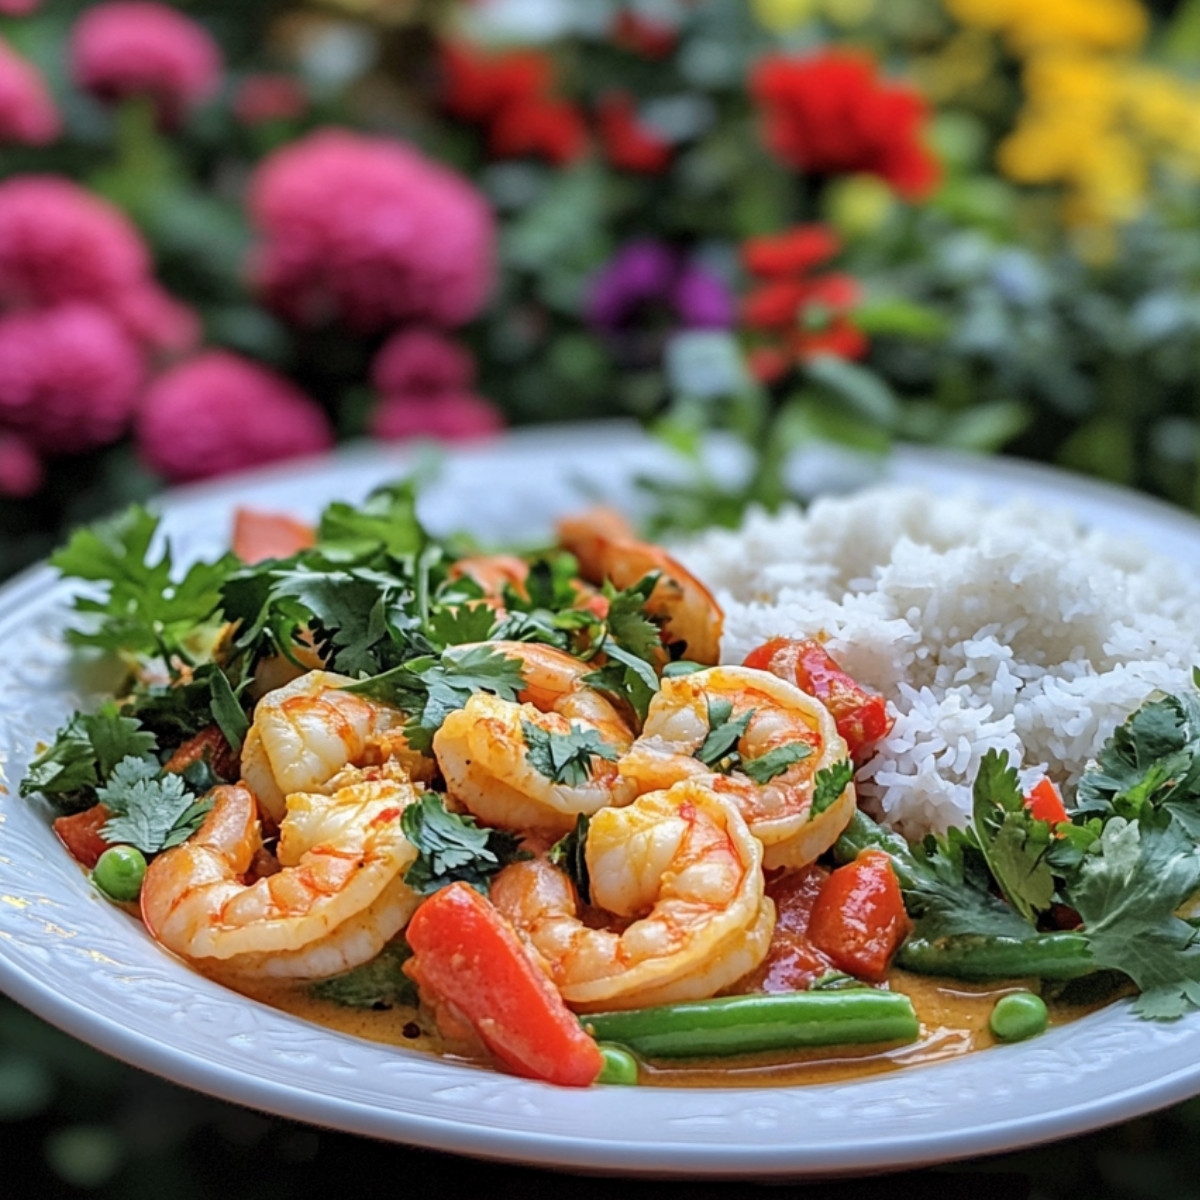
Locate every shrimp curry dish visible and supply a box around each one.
[24,481,1200,1088]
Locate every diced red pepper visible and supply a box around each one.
[404,882,603,1087]
[231,508,315,564]
[1024,778,1069,825]
[161,725,241,781]
[53,803,113,869]
[746,866,836,992]
[806,850,911,982]
[742,637,893,764]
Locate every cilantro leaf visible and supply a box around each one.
[548,814,590,905]
[1068,815,1200,1019]
[51,506,234,667]
[696,696,753,770]
[583,640,659,723]
[400,793,523,895]
[971,750,1056,923]
[315,481,427,562]
[21,704,158,812]
[521,720,619,786]
[350,645,526,753]
[426,601,498,648]
[742,741,813,785]
[207,668,249,753]
[811,758,854,817]
[308,940,417,1010]
[98,757,213,854]
[603,574,662,664]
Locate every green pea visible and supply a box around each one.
[989,991,1049,1043]
[92,846,147,903]
[596,1043,640,1086]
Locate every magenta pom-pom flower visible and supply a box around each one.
[69,1,221,127]
[0,41,61,146]
[0,432,43,498]
[0,0,42,15]
[369,392,504,443]
[247,129,495,333]
[0,176,198,352]
[371,328,477,396]
[0,304,145,454]
[136,351,334,483]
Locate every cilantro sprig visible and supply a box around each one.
[97,757,213,855]
[400,793,524,895]
[521,720,619,786]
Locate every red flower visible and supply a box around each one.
[0,41,60,146]
[69,2,222,128]
[137,351,333,483]
[740,224,866,380]
[489,95,588,166]
[439,41,587,165]
[751,51,940,200]
[612,11,678,60]
[597,93,671,174]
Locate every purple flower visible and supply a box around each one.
[585,240,733,366]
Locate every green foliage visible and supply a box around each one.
[400,794,523,897]
[521,720,620,786]
[97,758,212,856]
[308,940,418,1011]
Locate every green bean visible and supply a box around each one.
[896,933,1096,982]
[596,1043,640,1085]
[990,991,1049,1042]
[582,989,919,1060]
[92,845,147,903]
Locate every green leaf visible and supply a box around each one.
[207,669,248,754]
[400,793,523,896]
[603,574,662,665]
[548,814,590,905]
[696,696,753,769]
[20,705,158,812]
[583,639,660,724]
[521,720,619,786]
[971,750,1056,923]
[742,741,813,785]
[804,356,902,428]
[1069,815,1200,1019]
[316,481,427,561]
[97,757,212,854]
[811,758,854,816]
[308,940,417,1010]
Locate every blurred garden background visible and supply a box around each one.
[6,0,1200,1193]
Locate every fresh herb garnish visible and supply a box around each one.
[400,793,523,895]
[521,721,619,786]
[742,741,813,785]
[695,696,754,770]
[811,758,854,817]
[548,814,591,905]
[97,757,213,855]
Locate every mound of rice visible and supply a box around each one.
[678,486,1200,838]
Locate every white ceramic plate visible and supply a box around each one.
[4,422,1200,1179]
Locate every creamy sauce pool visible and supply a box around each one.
[222,969,1089,1087]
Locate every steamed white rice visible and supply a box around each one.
[677,486,1200,838]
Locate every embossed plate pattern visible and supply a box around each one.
[3,423,1200,1178]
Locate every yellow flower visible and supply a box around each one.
[751,0,817,32]
[944,0,1147,53]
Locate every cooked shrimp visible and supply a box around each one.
[139,766,421,980]
[241,669,426,824]
[447,553,530,605]
[433,642,638,833]
[623,666,856,871]
[490,779,774,1011]
[556,507,723,666]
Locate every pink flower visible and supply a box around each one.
[233,73,306,126]
[247,129,495,333]
[69,1,221,127]
[0,304,145,453]
[0,432,43,498]
[371,328,475,396]
[0,176,198,353]
[0,0,41,14]
[0,41,60,146]
[136,351,334,483]
[369,392,504,443]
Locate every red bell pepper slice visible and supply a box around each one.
[231,508,315,564]
[806,850,911,982]
[1024,778,1069,825]
[404,882,603,1088]
[742,637,893,764]
[53,803,113,869]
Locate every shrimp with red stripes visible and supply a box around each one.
[139,764,422,980]
[433,642,638,835]
[622,665,856,870]
[489,779,774,1012]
